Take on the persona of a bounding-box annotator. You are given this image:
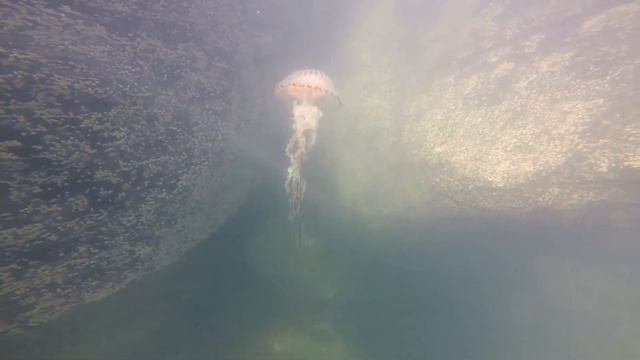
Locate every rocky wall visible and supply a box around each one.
[323,0,640,224]
[0,0,267,334]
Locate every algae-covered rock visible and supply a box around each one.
[325,0,640,222]
[0,0,267,333]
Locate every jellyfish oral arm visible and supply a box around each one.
[284,101,323,220]
[292,101,321,150]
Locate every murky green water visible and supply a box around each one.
[4,170,638,359]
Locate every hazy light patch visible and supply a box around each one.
[581,2,640,33]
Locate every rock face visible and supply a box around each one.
[323,0,640,222]
[0,0,267,333]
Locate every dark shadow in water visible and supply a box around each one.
[334,217,529,360]
[0,182,290,360]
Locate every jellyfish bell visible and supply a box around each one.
[275,69,339,222]
[275,69,341,109]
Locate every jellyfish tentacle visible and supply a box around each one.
[285,134,305,221]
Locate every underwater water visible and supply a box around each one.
[2,0,640,359]
[3,172,640,360]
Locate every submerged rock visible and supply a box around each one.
[0,0,266,333]
[324,0,640,222]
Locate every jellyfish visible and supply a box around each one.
[275,69,340,222]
